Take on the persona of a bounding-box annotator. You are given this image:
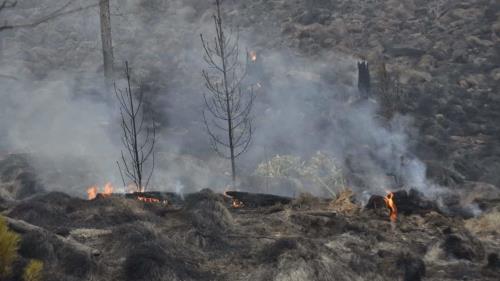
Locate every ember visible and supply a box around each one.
[137,196,166,204]
[384,192,398,223]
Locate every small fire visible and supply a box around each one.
[87,186,97,200]
[249,51,257,62]
[86,183,114,200]
[103,183,113,197]
[231,198,244,208]
[383,192,398,223]
[224,191,244,209]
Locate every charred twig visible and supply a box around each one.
[0,1,99,32]
[200,0,255,184]
[115,62,156,192]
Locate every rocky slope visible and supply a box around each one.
[232,0,500,187]
[1,0,498,189]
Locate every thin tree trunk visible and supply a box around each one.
[215,4,237,184]
[99,0,114,84]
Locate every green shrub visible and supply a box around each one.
[23,259,44,281]
[0,215,20,278]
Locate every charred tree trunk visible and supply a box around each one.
[99,0,114,84]
[358,60,371,98]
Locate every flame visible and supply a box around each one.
[249,51,257,62]
[87,186,97,200]
[102,182,114,197]
[224,191,244,209]
[231,198,244,208]
[86,183,114,200]
[383,192,398,223]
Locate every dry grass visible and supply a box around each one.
[329,189,360,216]
[23,260,44,281]
[465,209,500,235]
[0,215,20,278]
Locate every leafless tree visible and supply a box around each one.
[0,0,99,33]
[200,0,255,184]
[115,62,156,192]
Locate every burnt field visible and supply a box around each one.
[2,185,500,281]
[1,0,500,280]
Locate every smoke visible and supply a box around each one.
[0,0,441,199]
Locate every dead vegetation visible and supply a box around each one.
[1,188,498,281]
[376,62,408,120]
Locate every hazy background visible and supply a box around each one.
[0,0,438,199]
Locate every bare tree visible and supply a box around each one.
[99,0,114,83]
[115,62,156,192]
[200,0,254,184]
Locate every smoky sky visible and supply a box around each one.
[0,0,440,198]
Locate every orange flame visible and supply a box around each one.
[86,183,114,200]
[224,191,244,208]
[231,198,244,208]
[384,192,398,223]
[249,51,257,62]
[102,182,114,197]
[87,186,97,200]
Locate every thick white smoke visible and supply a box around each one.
[0,0,442,199]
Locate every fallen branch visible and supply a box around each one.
[5,216,101,257]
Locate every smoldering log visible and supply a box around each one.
[365,189,440,215]
[95,192,183,204]
[224,191,292,207]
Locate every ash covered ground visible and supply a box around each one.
[1,0,500,280]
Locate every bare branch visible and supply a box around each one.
[0,1,99,32]
[115,61,156,192]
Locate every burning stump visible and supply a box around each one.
[366,189,440,221]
